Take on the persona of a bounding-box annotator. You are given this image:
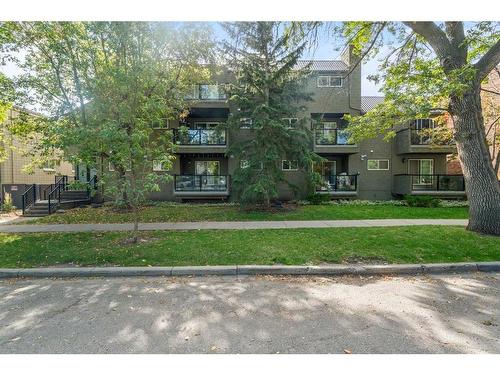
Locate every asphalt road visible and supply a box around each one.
[0,273,499,353]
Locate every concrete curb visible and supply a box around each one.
[0,262,499,279]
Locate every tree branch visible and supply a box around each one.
[481,87,500,96]
[342,22,386,79]
[474,38,500,81]
[403,22,451,62]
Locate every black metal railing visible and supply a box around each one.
[21,184,37,215]
[316,174,358,192]
[47,176,68,214]
[86,175,98,198]
[186,84,227,100]
[396,174,465,191]
[174,175,229,192]
[173,129,226,145]
[314,129,353,145]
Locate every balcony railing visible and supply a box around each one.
[173,129,226,145]
[410,128,455,146]
[314,129,354,145]
[186,85,227,101]
[397,174,465,192]
[316,174,358,192]
[174,175,229,192]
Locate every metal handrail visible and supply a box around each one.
[173,129,226,145]
[21,184,37,215]
[174,174,229,192]
[317,174,358,192]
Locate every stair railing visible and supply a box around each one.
[21,184,37,215]
[47,176,66,215]
[86,175,98,199]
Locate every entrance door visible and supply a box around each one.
[409,159,434,188]
[314,161,336,190]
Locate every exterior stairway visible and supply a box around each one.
[21,175,97,217]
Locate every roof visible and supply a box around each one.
[361,96,384,113]
[295,60,348,71]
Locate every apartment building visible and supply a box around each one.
[120,47,466,202]
[0,107,74,208]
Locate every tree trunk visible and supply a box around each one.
[132,204,139,243]
[451,86,500,235]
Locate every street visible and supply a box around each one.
[0,273,499,353]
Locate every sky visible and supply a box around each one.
[0,22,385,97]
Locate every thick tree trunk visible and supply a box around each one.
[451,87,500,235]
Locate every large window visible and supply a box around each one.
[317,76,342,88]
[367,159,389,171]
[195,161,220,175]
[282,160,299,171]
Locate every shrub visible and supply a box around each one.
[403,195,441,208]
[307,193,331,205]
[439,199,469,207]
[1,192,16,212]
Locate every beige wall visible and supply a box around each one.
[0,108,74,185]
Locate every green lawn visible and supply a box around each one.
[0,226,497,268]
[27,203,469,224]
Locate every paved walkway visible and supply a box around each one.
[0,219,468,233]
[1,273,498,353]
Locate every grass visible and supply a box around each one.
[26,203,470,224]
[0,226,497,268]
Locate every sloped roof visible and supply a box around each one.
[295,60,348,71]
[361,96,384,114]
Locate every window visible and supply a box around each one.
[240,160,263,170]
[282,117,299,128]
[109,162,131,172]
[152,118,169,129]
[195,161,220,175]
[240,118,253,129]
[185,85,196,99]
[153,160,168,172]
[282,160,299,171]
[367,159,389,171]
[42,161,56,172]
[317,76,342,88]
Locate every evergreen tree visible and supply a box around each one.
[223,22,320,206]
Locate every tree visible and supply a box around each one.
[322,21,500,235]
[222,22,320,206]
[5,22,213,240]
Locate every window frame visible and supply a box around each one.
[152,118,170,130]
[317,75,343,88]
[152,160,168,172]
[282,160,299,171]
[281,117,299,129]
[367,159,390,171]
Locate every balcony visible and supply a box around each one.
[173,175,230,196]
[173,128,227,153]
[185,84,227,107]
[395,123,456,155]
[313,128,359,154]
[393,174,466,197]
[316,174,358,196]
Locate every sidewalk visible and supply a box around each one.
[0,219,468,233]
